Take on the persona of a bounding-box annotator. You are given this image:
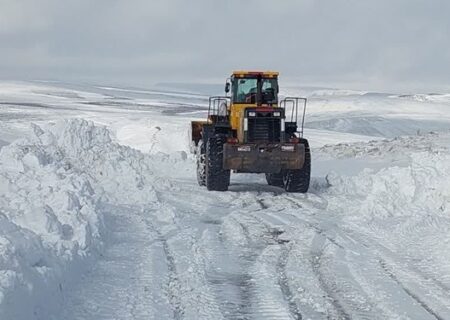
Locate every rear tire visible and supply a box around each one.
[284,139,311,193]
[196,140,206,186]
[265,172,284,188]
[206,136,230,191]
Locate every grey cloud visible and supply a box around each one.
[1,0,449,92]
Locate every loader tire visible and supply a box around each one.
[284,139,311,193]
[206,136,230,191]
[265,172,284,188]
[196,140,206,186]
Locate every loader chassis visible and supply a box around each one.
[190,71,311,192]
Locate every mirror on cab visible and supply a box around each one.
[225,82,230,93]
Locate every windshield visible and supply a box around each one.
[232,77,278,104]
[233,78,258,103]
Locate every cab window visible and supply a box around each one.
[262,79,278,103]
[233,78,257,103]
[231,77,278,104]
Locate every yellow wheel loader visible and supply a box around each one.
[190,71,310,192]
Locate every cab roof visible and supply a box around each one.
[232,71,279,78]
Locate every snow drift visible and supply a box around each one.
[326,149,450,290]
[0,119,167,319]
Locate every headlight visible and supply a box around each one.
[281,145,295,152]
[237,146,251,152]
[248,111,256,117]
[273,111,281,117]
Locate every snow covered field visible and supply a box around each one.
[1,81,450,319]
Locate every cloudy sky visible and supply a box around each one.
[0,0,449,91]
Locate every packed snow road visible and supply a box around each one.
[55,130,450,320]
[1,82,450,319]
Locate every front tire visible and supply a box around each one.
[284,139,311,193]
[205,136,230,191]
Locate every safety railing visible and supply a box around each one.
[279,97,307,137]
[207,96,231,124]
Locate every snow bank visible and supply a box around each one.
[326,151,450,283]
[316,131,448,160]
[323,130,450,221]
[50,120,160,204]
[0,119,169,319]
[0,123,102,319]
[327,152,450,219]
[393,93,450,103]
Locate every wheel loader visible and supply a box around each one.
[190,71,311,192]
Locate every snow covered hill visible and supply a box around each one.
[1,81,450,319]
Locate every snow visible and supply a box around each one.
[0,121,103,319]
[1,81,450,319]
[0,118,183,319]
[322,148,450,318]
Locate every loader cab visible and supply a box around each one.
[227,72,279,106]
[226,71,281,141]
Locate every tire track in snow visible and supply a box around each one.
[235,209,304,320]
[59,205,174,320]
[332,225,450,318]
[247,200,373,320]
[128,210,184,320]
[158,180,449,319]
[227,216,252,245]
[153,229,184,319]
[260,205,362,318]
[144,205,225,320]
[249,246,298,320]
[264,193,450,319]
[207,204,301,320]
[256,197,384,319]
[203,213,257,319]
[379,259,446,320]
[246,210,302,319]
[139,204,187,320]
[249,196,351,318]
[310,236,352,320]
[153,188,239,320]
[304,213,448,319]
[277,245,303,320]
